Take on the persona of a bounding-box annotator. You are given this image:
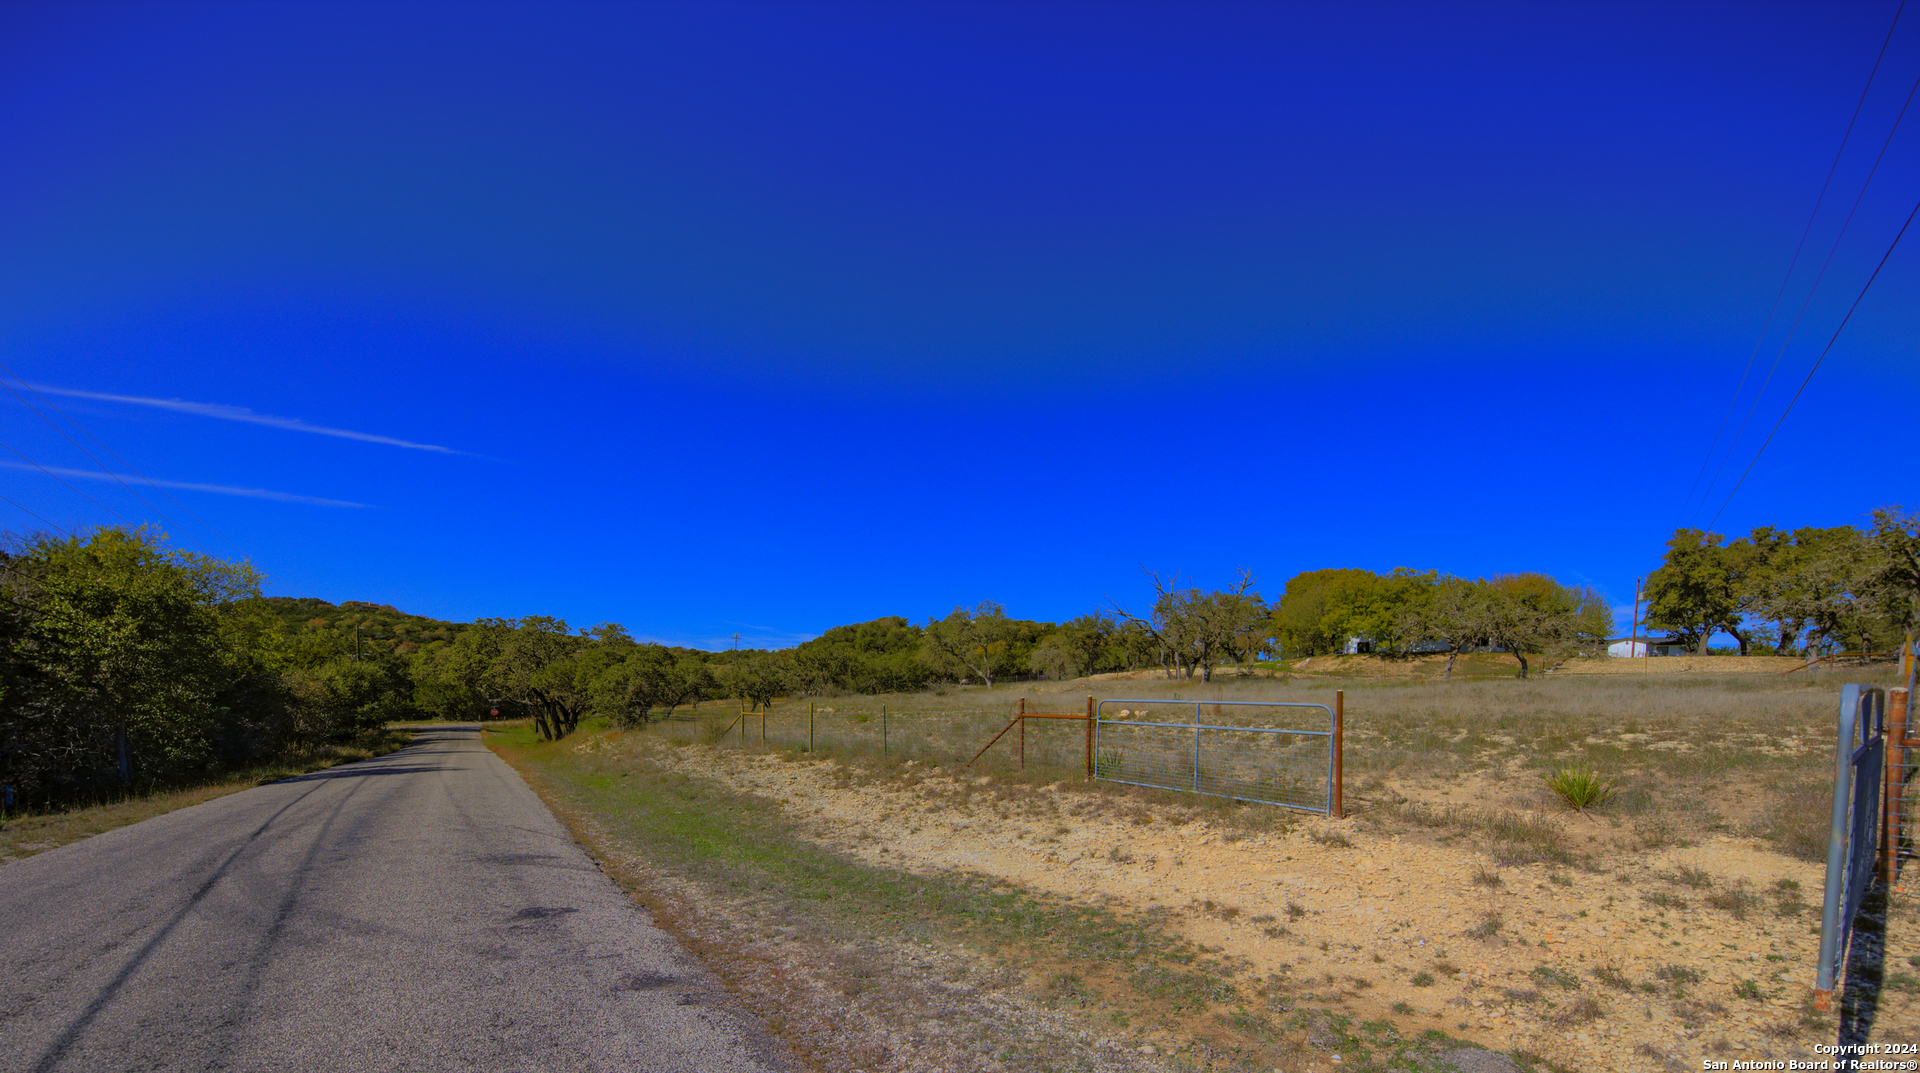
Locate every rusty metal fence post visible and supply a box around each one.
[809,701,815,753]
[1018,698,1026,770]
[1085,695,1094,779]
[1889,687,1911,884]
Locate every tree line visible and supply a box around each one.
[1642,508,1919,656]
[11,509,1911,799]
[0,528,418,810]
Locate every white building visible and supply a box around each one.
[1607,636,1688,657]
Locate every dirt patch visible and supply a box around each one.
[638,742,1918,1067]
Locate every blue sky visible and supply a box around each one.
[3,0,1917,649]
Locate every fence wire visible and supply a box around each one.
[678,695,1343,813]
[685,703,1089,775]
[1094,699,1334,813]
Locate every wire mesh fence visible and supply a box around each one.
[671,692,1346,813]
[683,700,1094,777]
[1093,699,1337,813]
[1887,684,1914,884]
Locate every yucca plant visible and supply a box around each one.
[1541,762,1618,811]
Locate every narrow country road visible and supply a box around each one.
[0,726,795,1073]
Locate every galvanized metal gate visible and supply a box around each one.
[1093,697,1342,815]
[1816,684,1887,1019]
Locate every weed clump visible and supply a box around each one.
[1549,995,1604,1026]
[1308,827,1353,849]
[1675,864,1712,888]
[1656,964,1701,994]
[1593,965,1635,991]
[1706,882,1760,919]
[1530,965,1580,990]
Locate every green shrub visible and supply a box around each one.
[1541,762,1618,810]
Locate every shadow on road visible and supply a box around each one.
[281,765,451,782]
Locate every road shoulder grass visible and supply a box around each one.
[487,719,1520,1073]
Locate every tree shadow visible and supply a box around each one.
[280,764,450,782]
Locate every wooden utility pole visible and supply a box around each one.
[1629,577,1644,669]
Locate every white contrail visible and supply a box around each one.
[28,384,462,454]
[0,462,370,508]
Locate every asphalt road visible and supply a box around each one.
[0,726,796,1073]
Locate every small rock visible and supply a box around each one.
[1137,1044,1157,1056]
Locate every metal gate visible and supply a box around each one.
[1816,683,1887,1011]
[1093,698,1341,815]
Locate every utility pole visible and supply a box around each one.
[732,632,741,652]
[1629,577,1642,660]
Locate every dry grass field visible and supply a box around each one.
[495,661,1916,1073]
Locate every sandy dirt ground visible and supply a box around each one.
[645,744,1917,1071]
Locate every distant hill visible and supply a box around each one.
[249,596,471,657]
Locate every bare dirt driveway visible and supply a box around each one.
[0,726,794,1073]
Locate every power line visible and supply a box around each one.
[0,491,74,536]
[0,438,133,524]
[1708,193,1920,530]
[0,365,247,559]
[1694,64,1920,529]
[1677,0,1906,527]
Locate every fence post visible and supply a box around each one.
[1193,702,1202,793]
[809,702,815,753]
[883,704,888,759]
[1085,696,1094,779]
[740,704,746,746]
[1333,690,1345,819]
[1888,687,1910,884]
[1018,699,1026,770]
